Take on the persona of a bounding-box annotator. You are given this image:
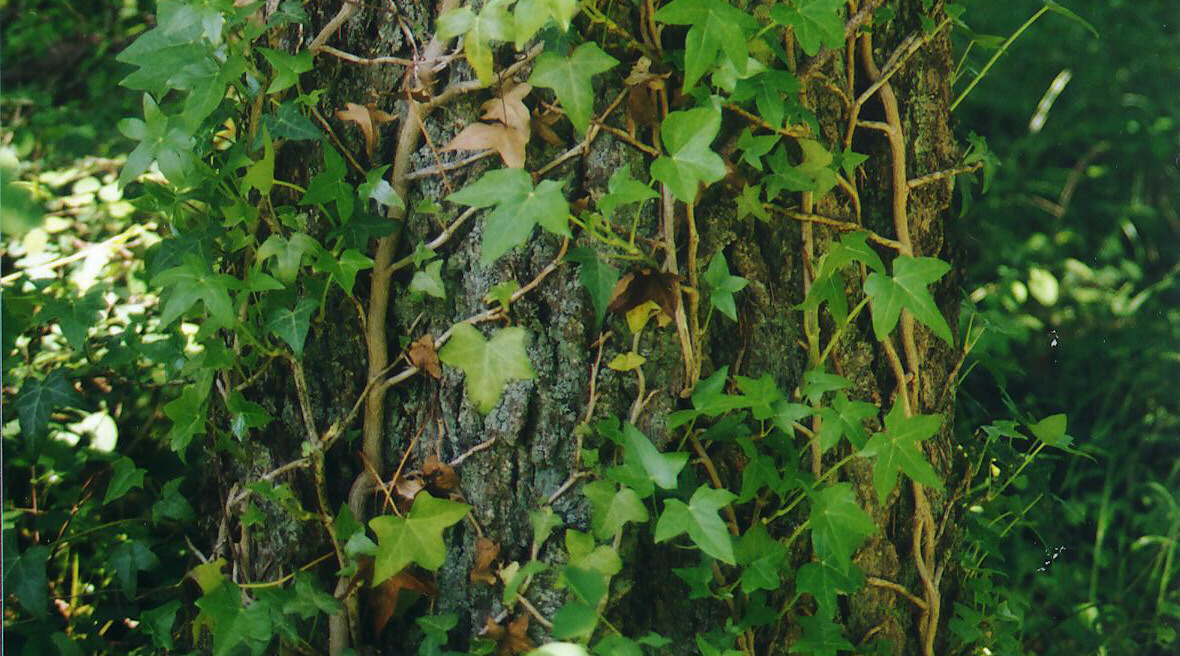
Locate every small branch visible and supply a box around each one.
[866,576,928,610]
[406,150,496,181]
[318,44,412,67]
[908,162,982,190]
[597,123,660,157]
[385,207,479,277]
[517,595,554,630]
[769,206,904,251]
[425,44,543,111]
[723,102,809,138]
[449,436,497,467]
[309,1,358,53]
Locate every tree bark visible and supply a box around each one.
[227,1,967,654]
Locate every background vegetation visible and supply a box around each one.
[3,0,1176,654]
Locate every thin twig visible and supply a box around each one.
[318,44,412,66]
[866,576,928,610]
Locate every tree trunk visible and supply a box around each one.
[222,1,967,654]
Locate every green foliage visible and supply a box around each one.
[370,492,472,584]
[529,43,619,134]
[446,168,570,264]
[650,103,727,203]
[437,324,536,414]
[864,255,954,344]
[859,403,944,503]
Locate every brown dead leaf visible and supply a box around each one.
[371,570,437,637]
[423,454,460,491]
[336,102,396,158]
[607,268,681,320]
[445,122,528,169]
[392,473,425,506]
[408,334,441,379]
[532,108,564,146]
[470,537,500,585]
[444,84,532,168]
[484,614,535,656]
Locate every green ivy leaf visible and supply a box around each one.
[797,561,864,620]
[582,480,648,540]
[736,436,785,502]
[195,582,274,656]
[623,423,688,490]
[1029,413,1085,455]
[565,530,622,577]
[164,378,211,454]
[257,233,319,285]
[15,367,82,451]
[653,0,757,92]
[437,324,535,413]
[259,47,313,94]
[598,164,657,219]
[262,102,323,141]
[859,403,944,504]
[514,0,577,45]
[152,478,195,524]
[227,390,274,440]
[301,146,353,222]
[117,93,196,187]
[115,3,213,97]
[654,486,737,564]
[529,43,618,134]
[265,298,318,359]
[735,523,788,592]
[140,600,181,650]
[735,128,779,171]
[650,104,727,203]
[565,247,619,329]
[446,168,570,264]
[313,247,374,297]
[816,392,878,452]
[369,492,471,585]
[809,483,876,573]
[703,250,749,321]
[801,368,851,404]
[109,539,160,596]
[104,456,147,505]
[691,366,753,417]
[735,183,771,223]
[789,612,854,656]
[409,260,447,299]
[243,128,276,194]
[5,541,49,617]
[436,0,514,86]
[153,254,236,327]
[284,572,342,619]
[552,599,599,641]
[864,256,953,344]
[770,0,847,57]
[673,556,716,599]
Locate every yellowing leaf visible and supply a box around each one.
[438,323,535,413]
[608,352,646,372]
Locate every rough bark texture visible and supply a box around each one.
[226,1,966,654]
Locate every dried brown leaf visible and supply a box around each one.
[607,269,681,320]
[408,334,441,379]
[480,83,532,132]
[444,122,528,169]
[336,102,396,158]
[371,570,437,637]
[484,614,535,656]
[423,454,459,491]
[470,537,500,585]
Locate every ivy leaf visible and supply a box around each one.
[583,480,648,540]
[446,168,570,264]
[691,366,752,417]
[1029,413,1085,455]
[703,250,749,321]
[257,233,320,285]
[436,0,514,86]
[265,298,318,359]
[262,102,322,141]
[109,539,160,596]
[259,47,313,94]
[115,2,215,96]
[732,374,782,422]
[789,613,854,656]
[104,456,147,505]
[672,557,716,599]
[195,582,274,656]
[152,478,195,524]
[623,423,688,490]
[313,247,374,296]
[140,600,181,649]
[770,0,847,57]
[117,93,196,187]
[438,324,535,414]
[410,260,447,299]
[801,368,851,404]
[859,403,944,504]
[164,379,210,454]
[736,436,785,502]
[653,0,757,93]
[284,572,342,619]
[514,0,577,46]
[816,392,878,452]
[565,247,619,329]
[16,367,82,451]
[809,483,876,573]
[797,561,864,620]
[152,254,236,328]
[529,43,618,134]
[369,492,471,585]
[650,104,727,203]
[243,128,275,195]
[864,256,953,344]
[654,486,737,565]
[735,128,779,171]
[597,164,657,219]
[565,530,621,577]
[4,535,49,618]
[735,183,771,223]
[301,146,353,222]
